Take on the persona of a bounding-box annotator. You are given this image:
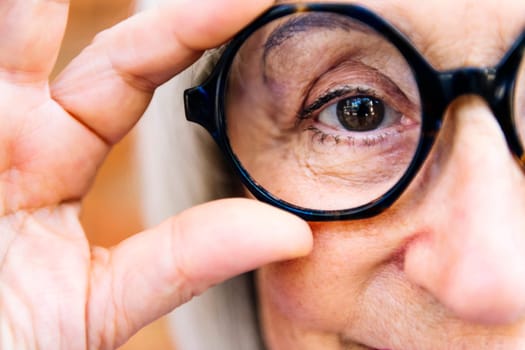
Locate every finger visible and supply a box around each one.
[51,0,273,145]
[87,199,312,348]
[0,0,69,82]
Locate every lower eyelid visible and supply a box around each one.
[306,107,419,149]
[305,124,405,149]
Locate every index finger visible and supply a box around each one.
[51,0,273,145]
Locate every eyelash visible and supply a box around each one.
[297,86,375,122]
[297,85,405,147]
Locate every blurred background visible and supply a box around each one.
[54,0,176,349]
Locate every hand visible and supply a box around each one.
[0,0,312,349]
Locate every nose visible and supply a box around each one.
[403,96,525,325]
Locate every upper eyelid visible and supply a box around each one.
[298,64,418,121]
[298,86,375,120]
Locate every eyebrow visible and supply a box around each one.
[263,12,373,61]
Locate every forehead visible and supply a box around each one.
[275,0,525,69]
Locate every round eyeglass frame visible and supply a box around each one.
[184,2,525,221]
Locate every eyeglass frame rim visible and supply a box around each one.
[184,2,525,221]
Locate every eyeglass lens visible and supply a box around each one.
[224,12,523,212]
[225,12,422,211]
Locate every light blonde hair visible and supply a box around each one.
[136,1,263,349]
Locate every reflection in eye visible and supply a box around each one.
[335,95,384,131]
[297,85,413,147]
[317,92,402,132]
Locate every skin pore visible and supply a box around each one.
[252,1,525,349]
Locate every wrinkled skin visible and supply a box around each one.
[0,1,312,349]
[255,1,525,349]
[3,0,525,350]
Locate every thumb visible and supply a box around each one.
[86,198,312,348]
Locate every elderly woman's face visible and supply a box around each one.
[227,0,525,348]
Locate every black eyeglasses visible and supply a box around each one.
[184,3,525,221]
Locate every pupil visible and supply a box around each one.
[336,96,385,131]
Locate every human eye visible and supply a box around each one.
[298,83,419,150]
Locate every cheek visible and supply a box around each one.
[257,224,389,331]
